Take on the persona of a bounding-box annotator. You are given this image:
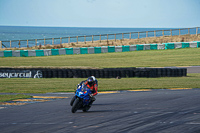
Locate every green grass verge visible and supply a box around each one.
[0,94,32,102]
[0,73,199,94]
[0,48,200,68]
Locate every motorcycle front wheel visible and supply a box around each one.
[70,96,76,106]
[71,98,80,113]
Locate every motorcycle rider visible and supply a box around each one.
[77,76,98,104]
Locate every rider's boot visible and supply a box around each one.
[89,96,96,106]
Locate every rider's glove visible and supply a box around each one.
[77,84,81,88]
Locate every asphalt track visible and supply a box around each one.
[1,88,200,133]
[186,66,200,73]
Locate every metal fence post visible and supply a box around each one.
[146,31,148,38]
[122,33,124,40]
[60,37,62,45]
[100,35,101,43]
[0,41,2,48]
[162,30,164,36]
[10,40,12,48]
[35,39,37,46]
[129,32,131,40]
[115,34,116,42]
[107,34,109,44]
[154,30,156,37]
[84,36,86,44]
[138,32,140,39]
[170,29,172,36]
[52,38,54,45]
[92,35,93,43]
[27,40,29,47]
[19,40,21,48]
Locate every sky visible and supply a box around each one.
[0,0,200,28]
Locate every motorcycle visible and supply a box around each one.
[70,84,93,113]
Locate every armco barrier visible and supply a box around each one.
[0,67,187,78]
[0,41,199,58]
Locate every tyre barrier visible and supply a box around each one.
[0,67,187,78]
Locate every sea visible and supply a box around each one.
[0,26,198,48]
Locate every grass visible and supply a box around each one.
[0,48,200,68]
[0,73,199,94]
[0,48,200,101]
[0,94,32,102]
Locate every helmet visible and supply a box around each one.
[87,76,95,86]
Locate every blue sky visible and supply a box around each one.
[0,0,200,28]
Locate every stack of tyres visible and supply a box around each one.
[47,70,53,78]
[67,69,73,78]
[58,69,63,78]
[62,69,68,78]
[183,68,187,76]
[156,68,162,77]
[52,69,58,78]
[81,70,87,78]
[99,69,104,78]
[103,69,109,78]
[161,68,167,77]
[0,67,187,78]
[90,69,96,78]
[41,69,48,78]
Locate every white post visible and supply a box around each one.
[0,41,2,48]
[19,40,21,48]
[27,40,29,47]
[68,37,70,44]
[129,32,131,40]
[107,34,109,44]
[10,40,12,48]
[196,27,198,36]
[60,37,62,45]
[35,39,37,46]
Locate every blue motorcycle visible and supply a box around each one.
[70,84,93,113]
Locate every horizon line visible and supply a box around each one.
[0,25,194,29]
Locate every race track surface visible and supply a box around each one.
[1,89,200,133]
[186,66,200,73]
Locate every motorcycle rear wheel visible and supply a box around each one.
[71,98,80,113]
[83,106,91,112]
